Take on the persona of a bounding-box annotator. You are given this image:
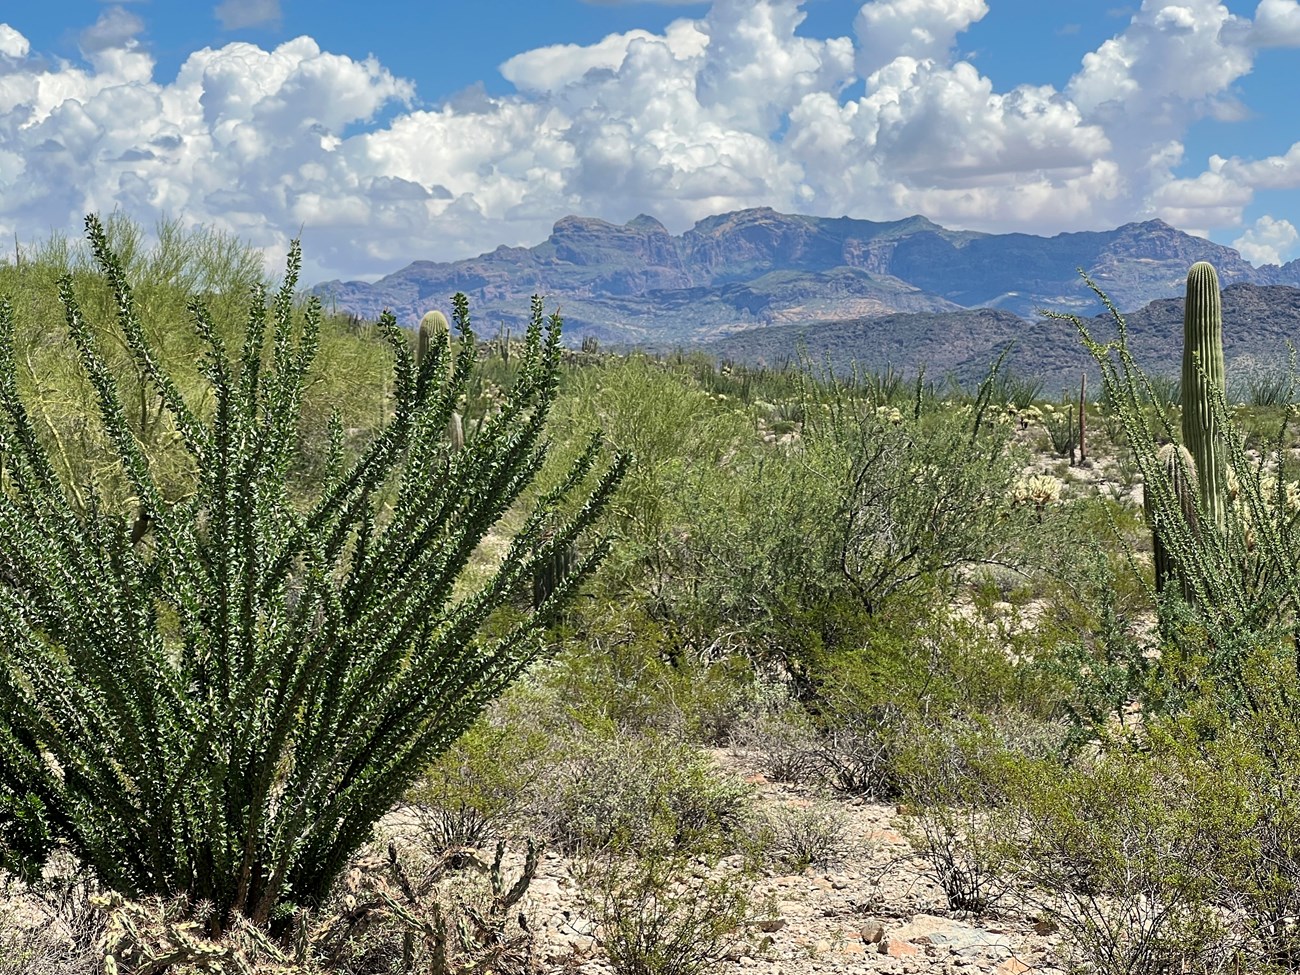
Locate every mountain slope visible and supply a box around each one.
[702,283,1300,392]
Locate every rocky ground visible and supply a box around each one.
[456,753,1070,975]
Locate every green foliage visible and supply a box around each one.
[755,798,851,871]
[812,599,1065,798]
[533,728,751,857]
[897,724,1024,914]
[1051,274,1300,710]
[0,216,626,931]
[417,650,754,860]
[578,850,757,975]
[1040,401,1076,457]
[833,395,1032,615]
[538,615,756,742]
[552,357,850,664]
[1010,747,1233,975]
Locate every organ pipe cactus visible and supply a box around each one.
[1180,262,1227,529]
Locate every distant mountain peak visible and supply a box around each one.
[626,213,669,233]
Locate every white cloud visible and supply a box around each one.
[855,0,988,77]
[500,24,705,93]
[0,24,29,59]
[2,0,1300,284]
[214,0,282,31]
[79,6,145,53]
[1233,215,1299,264]
[1068,0,1253,135]
[1252,0,1300,46]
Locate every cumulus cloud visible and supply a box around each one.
[214,0,282,31]
[1252,0,1300,46]
[855,0,988,77]
[1233,215,1299,264]
[0,24,29,59]
[1,0,1299,284]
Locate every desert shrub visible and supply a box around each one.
[812,600,1066,799]
[408,694,554,850]
[411,640,756,859]
[552,356,853,665]
[1008,741,1238,975]
[538,611,757,743]
[577,850,758,975]
[897,725,1026,915]
[1025,536,1157,748]
[0,864,103,975]
[755,798,852,872]
[530,728,751,857]
[728,695,824,784]
[0,216,626,931]
[827,393,1035,616]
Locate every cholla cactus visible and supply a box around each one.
[1012,474,1062,519]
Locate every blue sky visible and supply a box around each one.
[4,0,1300,281]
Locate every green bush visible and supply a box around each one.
[829,396,1034,617]
[755,798,851,872]
[812,598,1066,798]
[578,850,758,975]
[551,357,852,665]
[896,723,1026,914]
[531,728,751,857]
[538,611,757,743]
[0,216,626,931]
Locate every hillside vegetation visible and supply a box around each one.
[4,219,1300,975]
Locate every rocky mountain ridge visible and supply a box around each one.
[312,207,1300,352]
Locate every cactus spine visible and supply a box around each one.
[1180,262,1227,529]
[417,310,465,450]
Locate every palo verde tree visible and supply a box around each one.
[0,215,627,931]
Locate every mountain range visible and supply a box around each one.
[312,207,1300,387]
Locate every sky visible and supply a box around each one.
[5,0,1300,283]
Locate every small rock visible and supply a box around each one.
[879,938,922,958]
[757,917,786,933]
[860,921,886,944]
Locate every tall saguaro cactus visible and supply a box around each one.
[1180,261,1227,530]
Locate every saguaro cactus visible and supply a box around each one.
[1180,262,1227,529]
[418,309,465,450]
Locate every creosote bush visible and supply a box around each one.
[0,215,626,933]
